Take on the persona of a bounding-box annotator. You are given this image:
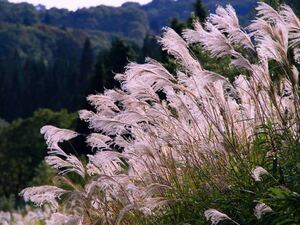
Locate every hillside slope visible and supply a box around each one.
[0,0,267,121]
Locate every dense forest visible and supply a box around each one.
[0,0,300,213]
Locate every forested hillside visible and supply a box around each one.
[0,0,257,121]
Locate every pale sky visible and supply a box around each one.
[8,0,152,10]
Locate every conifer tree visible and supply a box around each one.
[80,38,93,81]
[93,38,138,92]
[194,0,207,23]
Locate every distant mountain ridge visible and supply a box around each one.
[0,0,259,61]
[1,0,257,41]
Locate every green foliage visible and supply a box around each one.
[0,195,15,211]
[262,0,299,15]
[262,0,284,10]
[0,109,77,208]
[29,161,56,187]
[170,18,187,35]
[194,0,207,22]
[142,34,166,62]
[0,118,9,133]
[192,45,241,81]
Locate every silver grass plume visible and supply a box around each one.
[209,5,254,50]
[183,21,233,58]
[251,166,269,181]
[256,2,283,22]
[204,209,239,225]
[40,125,78,152]
[20,186,68,209]
[45,154,85,178]
[0,207,52,225]
[280,5,300,48]
[40,125,85,177]
[46,212,83,225]
[182,20,252,71]
[254,202,273,219]
[0,212,10,225]
[159,27,203,76]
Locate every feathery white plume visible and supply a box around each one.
[256,2,283,22]
[0,212,10,225]
[88,151,125,175]
[254,202,273,219]
[280,5,300,47]
[249,21,288,63]
[204,209,238,225]
[86,133,112,151]
[183,21,233,58]
[292,65,299,85]
[45,154,85,178]
[294,48,300,63]
[20,186,67,209]
[46,213,83,225]
[87,94,119,116]
[160,27,203,76]
[117,58,175,93]
[40,125,78,151]
[209,5,254,50]
[251,166,269,181]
